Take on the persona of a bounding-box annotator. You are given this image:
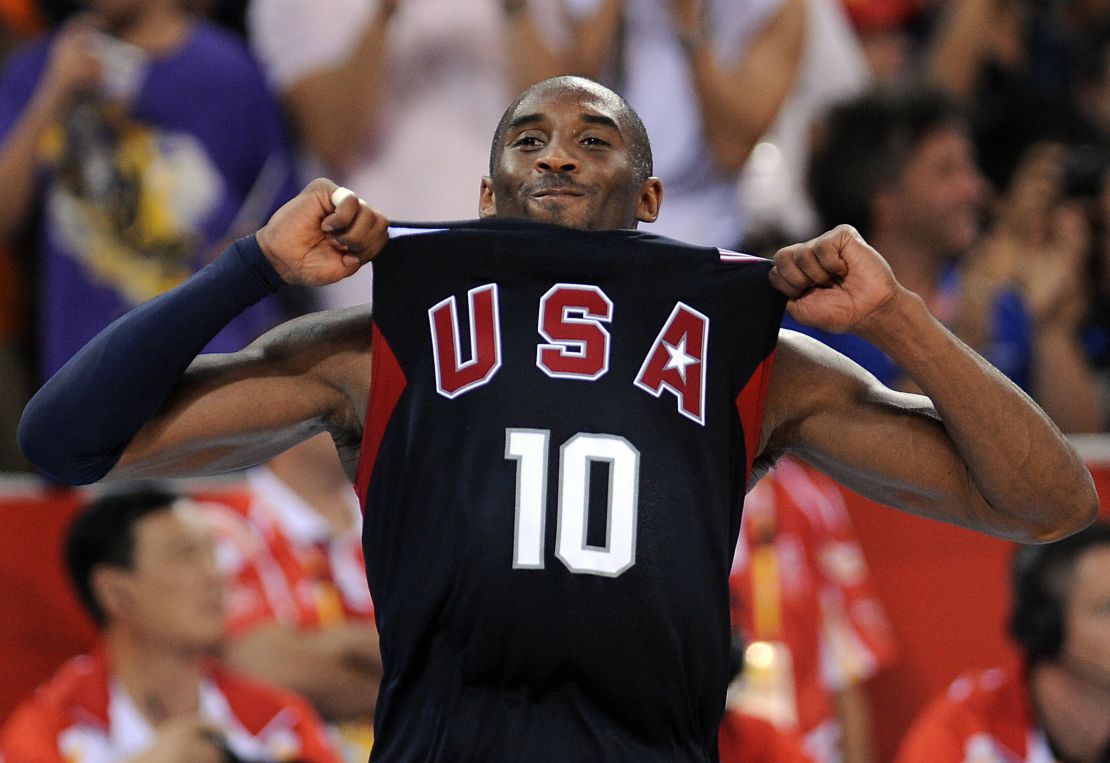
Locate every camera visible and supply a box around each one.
[1063,143,1110,200]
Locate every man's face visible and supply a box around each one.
[480,82,661,231]
[81,0,146,28]
[108,502,226,652]
[886,125,987,257]
[1061,545,1110,690]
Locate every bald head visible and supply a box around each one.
[489,76,654,184]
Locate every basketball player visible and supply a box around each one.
[897,521,1110,763]
[19,76,1097,760]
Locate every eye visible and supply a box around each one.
[582,136,610,147]
[511,133,544,149]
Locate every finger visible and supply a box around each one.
[769,245,814,298]
[812,229,852,279]
[332,200,389,253]
[788,244,842,288]
[330,186,356,210]
[323,186,361,232]
[336,214,390,275]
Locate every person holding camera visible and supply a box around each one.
[801,83,1103,434]
[896,520,1110,763]
[0,0,299,384]
[0,484,341,763]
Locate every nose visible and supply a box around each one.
[536,137,578,173]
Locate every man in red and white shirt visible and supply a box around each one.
[728,456,897,763]
[0,484,340,763]
[206,435,380,761]
[897,521,1110,763]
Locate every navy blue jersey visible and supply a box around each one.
[354,219,786,761]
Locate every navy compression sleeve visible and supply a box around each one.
[17,235,285,484]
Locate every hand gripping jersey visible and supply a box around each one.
[354,219,786,761]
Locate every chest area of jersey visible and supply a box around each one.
[420,280,713,425]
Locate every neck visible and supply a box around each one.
[104,628,206,723]
[869,229,944,308]
[107,4,191,55]
[1029,661,1110,763]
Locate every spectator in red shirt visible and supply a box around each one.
[897,520,1110,763]
[729,456,897,763]
[0,483,341,763]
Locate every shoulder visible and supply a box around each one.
[898,666,1036,763]
[0,654,109,752]
[212,663,325,733]
[252,304,374,367]
[763,330,875,426]
[757,328,930,469]
[899,666,1031,755]
[0,38,49,115]
[175,23,271,87]
[182,21,253,60]
[259,305,374,421]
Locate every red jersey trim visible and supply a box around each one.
[354,322,408,508]
[734,348,778,484]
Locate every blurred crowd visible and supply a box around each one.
[1,0,1110,761]
[4,0,1110,474]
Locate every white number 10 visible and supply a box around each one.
[505,428,639,577]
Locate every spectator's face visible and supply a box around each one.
[109,502,226,652]
[886,125,987,258]
[481,82,660,231]
[81,0,145,26]
[1061,545,1110,690]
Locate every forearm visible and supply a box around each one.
[835,684,876,763]
[17,236,282,484]
[502,1,569,95]
[925,0,995,99]
[858,289,1097,541]
[224,623,381,720]
[683,0,803,172]
[0,85,69,242]
[566,0,622,79]
[1030,325,1104,434]
[287,5,394,170]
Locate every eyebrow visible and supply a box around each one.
[580,114,621,131]
[508,112,622,133]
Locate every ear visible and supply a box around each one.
[636,177,663,224]
[479,177,496,218]
[91,566,132,621]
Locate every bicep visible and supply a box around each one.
[111,308,373,479]
[760,331,989,527]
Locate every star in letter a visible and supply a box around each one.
[663,335,698,383]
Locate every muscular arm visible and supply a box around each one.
[18,180,388,483]
[760,227,1097,543]
[111,305,373,480]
